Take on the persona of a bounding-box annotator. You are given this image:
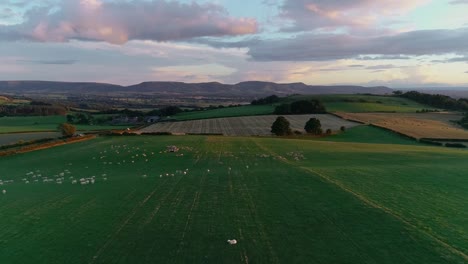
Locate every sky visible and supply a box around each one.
[0,0,468,88]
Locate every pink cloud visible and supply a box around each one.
[1,0,258,44]
[281,0,429,32]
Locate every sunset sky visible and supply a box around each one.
[1,0,468,88]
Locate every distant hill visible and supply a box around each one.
[0,80,392,98]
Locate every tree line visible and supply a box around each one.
[0,104,67,116]
[395,91,468,111]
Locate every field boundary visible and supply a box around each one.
[0,135,96,156]
[300,167,468,262]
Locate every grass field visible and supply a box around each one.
[140,114,360,136]
[171,95,432,121]
[321,125,423,145]
[287,94,431,113]
[173,105,274,121]
[0,132,61,146]
[0,136,467,263]
[337,112,468,140]
[0,116,130,133]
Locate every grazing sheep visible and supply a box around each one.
[2,190,6,194]
[227,239,237,245]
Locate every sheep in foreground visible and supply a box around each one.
[227,239,237,245]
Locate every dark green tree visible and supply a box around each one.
[271,116,292,136]
[304,118,322,135]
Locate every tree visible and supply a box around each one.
[340,126,346,132]
[58,123,76,137]
[304,118,322,135]
[325,129,332,135]
[271,116,292,136]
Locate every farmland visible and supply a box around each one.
[171,94,433,122]
[337,112,468,140]
[140,114,360,136]
[0,132,61,146]
[173,105,274,121]
[0,115,130,133]
[287,94,432,113]
[0,135,467,263]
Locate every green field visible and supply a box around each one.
[0,115,130,133]
[287,94,431,113]
[321,125,423,145]
[172,95,432,121]
[0,136,466,263]
[173,105,274,121]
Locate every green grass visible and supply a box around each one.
[173,105,274,121]
[0,115,130,133]
[287,94,431,113]
[321,125,422,145]
[172,95,432,121]
[0,136,466,263]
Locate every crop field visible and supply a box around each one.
[320,125,424,145]
[171,95,432,122]
[140,114,360,136]
[0,136,467,263]
[337,112,468,140]
[285,94,431,113]
[173,105,274,121]
[0,115,130,133]
[0,132,61,146]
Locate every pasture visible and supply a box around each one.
[0,136,467,263]
[287,94,431,113]
[0,115,130,133]
[170,94,433,122]
[140,114,360,136]
[337,112,468,140]
[0,132,61,146]
[173,105,274,121]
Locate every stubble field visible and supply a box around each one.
[140,114,360,136]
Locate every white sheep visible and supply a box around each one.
[2,190,6,194]
[227,239,237,245]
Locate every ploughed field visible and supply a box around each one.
[140,114,360,136]
[0,135,467,263]
[337,112,468,140]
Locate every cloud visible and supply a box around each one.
[0,0,258,44]
[248,27,468,61]
[280,0,428,32]
[450,0,468,4]
[365,64,397,70]
[17,59,77,65]
[357,55,412,60]
[348,64,365,67]
[0,7,17,19]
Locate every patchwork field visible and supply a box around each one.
[140,114,360,136]
[337,112,468,139]
[0,136,467,263]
